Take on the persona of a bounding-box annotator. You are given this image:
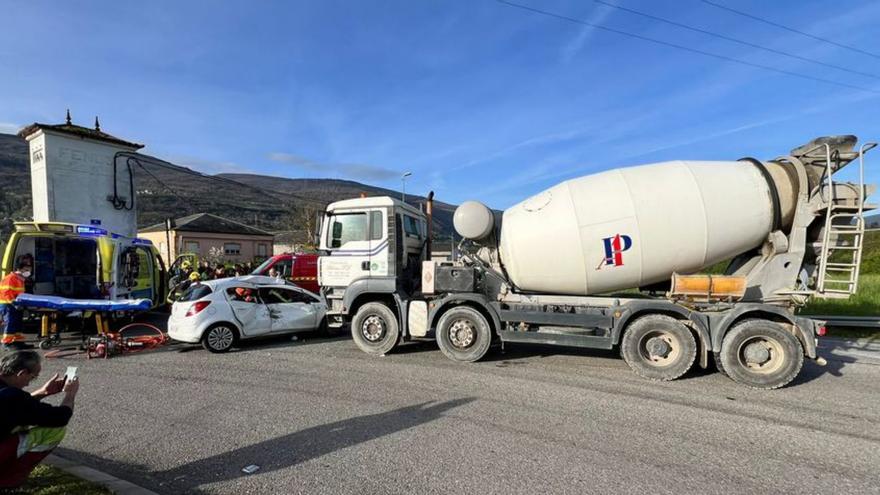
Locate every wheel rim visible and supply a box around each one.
[638,330,681,367]
[208,326,234,350]
[362,315,386,342]
[737,336,785,374]
[448,318,476,349]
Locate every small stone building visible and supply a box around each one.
[139,213,274,265]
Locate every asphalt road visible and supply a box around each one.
[36,324,880,495]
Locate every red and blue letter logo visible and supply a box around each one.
[599,234,632,268]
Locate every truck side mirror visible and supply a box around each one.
[331,222,343,248]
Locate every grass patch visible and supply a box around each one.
[15,464,112,495]
[800,273,880,316]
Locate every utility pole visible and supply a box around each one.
[164,217,175,266]
[401,171,412,203]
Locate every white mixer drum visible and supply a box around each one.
[499,160,774,295]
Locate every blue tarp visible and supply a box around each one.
[13,293,152,312]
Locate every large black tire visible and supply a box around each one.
[202,323,238,353]
[436,306,493,363]
[719,319,803,390]
[620,315,697,381]
[713,351,728,376]
[351,302,400,355]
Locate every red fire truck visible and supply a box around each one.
[251,253,319,293]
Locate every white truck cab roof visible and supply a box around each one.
[326,196,425,218]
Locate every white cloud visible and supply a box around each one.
[559,2,615,63]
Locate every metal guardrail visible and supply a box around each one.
[805,315,880,328]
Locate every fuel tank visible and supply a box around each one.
[497,160,776,295]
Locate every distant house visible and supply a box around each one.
[272,230,313,255]
[139,213,274,265]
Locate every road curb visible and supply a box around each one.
[44,454,158,495]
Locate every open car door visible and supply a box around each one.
[225,283,271,337]
[258,286,319,332]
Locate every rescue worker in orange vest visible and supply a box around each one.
[1,262,32,351]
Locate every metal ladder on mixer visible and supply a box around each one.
[815,142,876,298]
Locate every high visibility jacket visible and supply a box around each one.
[0,273,25,304]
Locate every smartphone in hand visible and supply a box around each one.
[65,366,77,381]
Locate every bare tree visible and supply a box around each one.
[296,205,319,247]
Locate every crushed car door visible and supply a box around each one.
[258,287,318,332]
[225,285,272,337]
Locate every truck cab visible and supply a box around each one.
[1,222,166,307]
[318,196,428,330]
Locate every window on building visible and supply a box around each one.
[224,243,241,255]
[257,243,267,256]
[184,241,200,253]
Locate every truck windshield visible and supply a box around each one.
[252,258,273,275]
[327,213,367,248]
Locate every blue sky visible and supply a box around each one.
[1,0,879,208]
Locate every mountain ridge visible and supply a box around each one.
[0,133,457,241]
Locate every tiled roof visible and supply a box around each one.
[141,213,273,236]
[18,122,144,149]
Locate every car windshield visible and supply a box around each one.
[179,284,212,302]
[252,258,273,275]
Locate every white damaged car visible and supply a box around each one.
[168,275,328,352]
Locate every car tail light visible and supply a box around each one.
[817,325,827,337]
[186,301,211,317]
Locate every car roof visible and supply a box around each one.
[203,276,321,298]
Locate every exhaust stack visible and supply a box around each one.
[426,191,434,260]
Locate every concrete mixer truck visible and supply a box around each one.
[318,136,875,389]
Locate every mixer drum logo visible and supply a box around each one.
[599,234,633,269]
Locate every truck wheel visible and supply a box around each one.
[713,352,728,376]
[719,319,803,390]
[621,315,696,381]
[351,302,400,355]
[436,306,492,363]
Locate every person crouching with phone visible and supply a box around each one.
[0,350,79,488]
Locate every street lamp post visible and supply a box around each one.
[401,171,412,203]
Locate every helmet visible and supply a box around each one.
[189,272,201,281]
[181,260,192,270]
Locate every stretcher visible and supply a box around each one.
[13,294,152,312]
[12,294,159,353]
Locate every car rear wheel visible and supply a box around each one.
[202,324,238,353]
